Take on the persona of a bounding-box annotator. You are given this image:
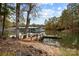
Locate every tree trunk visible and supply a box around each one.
[0,3,2,21]
[25,4,31,35]
[25,11,30,34]
[16,3,20,39]
[2,3,6,37]
[0,3,2,38]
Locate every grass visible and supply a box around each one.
[58,31,79,48]
[0,52,16,56]
[59,32,79,56]
[60,47,79,56]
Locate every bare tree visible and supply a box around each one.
[25,3,39,34]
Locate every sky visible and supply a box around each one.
[30,3,68,25]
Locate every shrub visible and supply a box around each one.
[59,32,79,49]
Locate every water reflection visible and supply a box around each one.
[43,30,60,46]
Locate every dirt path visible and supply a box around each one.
[0,39,61,56]
[18,41,61,56]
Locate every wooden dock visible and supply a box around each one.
[43,35,61,39]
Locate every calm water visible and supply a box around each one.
[43,30,60,46]
[43,38,60,47]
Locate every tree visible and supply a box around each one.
[67,3,79,31]
[25,3,39,34]
[16,3,20,39]
[44,16,59,35]
[59,9,74,30]
[0,3,15,37]
[67,3,79,55]
[2,3,6,36]
[17,3,40,35]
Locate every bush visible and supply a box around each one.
[1,30,11,39]
[59,32,79,49]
